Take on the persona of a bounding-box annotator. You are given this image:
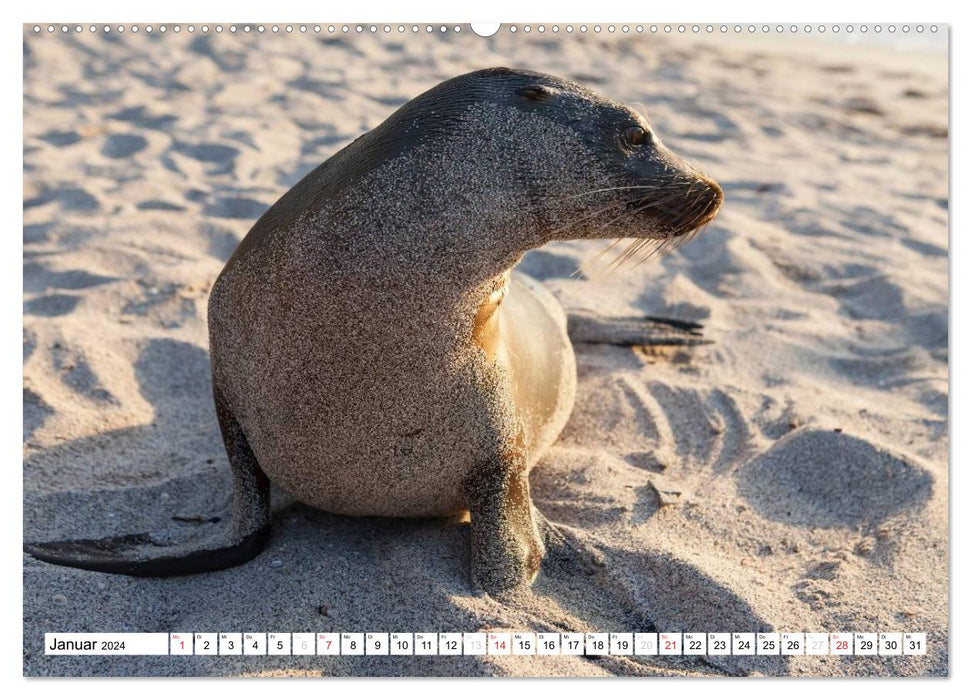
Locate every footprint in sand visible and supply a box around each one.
[23,223,52,244]
[24,328,36,361]
[829,275,907,320]
[172,141,240,171]
[51,344,118,406]
[122,281,198,329]
[137,200,186,212]
[23,261,116,293]
[24,294,80,318]
[199,222,241,262]
[23,388,53,441]
[108,105,178,131]
[204,197,269,220]
[188,35,246,72]
[901,238,947,258]
[735,428,933,529]
[23,186,99,212]
[287,75,345,98]
[101,133,148,159]
[38,130,81,147]
[23,338,221,504]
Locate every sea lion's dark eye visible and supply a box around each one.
[625,126,647,147]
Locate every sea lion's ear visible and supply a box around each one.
[516,85,556,102]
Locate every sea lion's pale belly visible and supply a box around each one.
[209,268,576,518]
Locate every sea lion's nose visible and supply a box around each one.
[703,177,724,217]
[678,176,723,233]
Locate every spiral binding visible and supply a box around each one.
[28,23,941,36]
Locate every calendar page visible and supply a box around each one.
[22,15,948,679]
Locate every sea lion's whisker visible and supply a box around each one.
[647,237,675,264]
[604,190,708,274]
[603,220,661,273]
[618,192,691,215]
[554,188,684,240]
[578,197,664,278]
[583,237,625,269]
[619,239,653,267]
[635,242,667,268]
[557,184,684,201]
[548,200,632,239]
[651,215,713,267]
[685,220,712,246]
[575,240,621,279]
[610,238,663,274]
[584,231,655,279]
[664,190,708,233]
[683,195,712,230]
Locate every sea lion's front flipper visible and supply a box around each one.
[465,437,545,597]
[566,310,712,347]
[24,389,271,577]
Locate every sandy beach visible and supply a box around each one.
[23,25,948,676]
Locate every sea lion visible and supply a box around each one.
[25,68,722,595]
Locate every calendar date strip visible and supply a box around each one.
[45,631,927,657]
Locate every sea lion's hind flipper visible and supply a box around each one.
[23,526,269,577]
[566,310,711,347]
[24,390,271,577]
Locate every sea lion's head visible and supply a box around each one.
[296,67,723,278]
[469,68,723,245]
[375,68,721,261]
